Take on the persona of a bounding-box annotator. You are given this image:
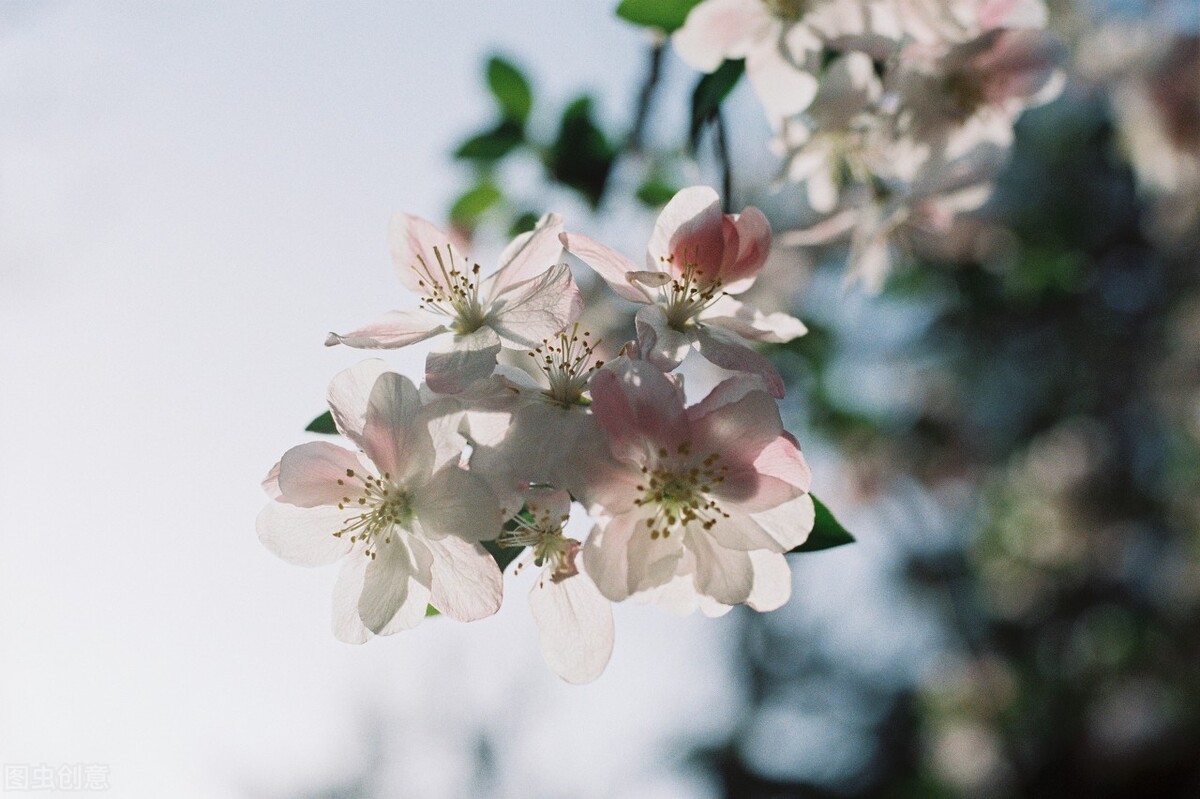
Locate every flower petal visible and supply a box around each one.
[647,186,726,281]
[530,569,615,684]
[745,33,820,124]
[745,549,792,611]
[412,465,502,542]
[634,304,694,372]
[325,309,448,350]
[588,357,691,461]
[488,263,582,349]
[257,502,353,567]
[276,441,369,508]
[701,295,807,343]
[748,491,815,551]
[687,528,754,605]
[484,212,565,300]
[693,325,786,398]
[559,231,652,303]
[327,359,392,444]
[358,535,427,634]
[721,206,772,293]
[583,512,684,602]
[424,327,502,394]
[389,213,456,295]
[672,0,772,71]
[361,372,433,483]
[423,536,503,622]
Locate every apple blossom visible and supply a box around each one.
[258,367,504,642]
[326,212,583,394]
[560,186,806,397]
[577,359,815,605]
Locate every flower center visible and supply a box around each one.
[333,468,413,559]
[762,0,808,20]
[528,324,604,407]
[498,506,581,583]
[411,245,489,334]
[656,251,725,330]
[633,444,731,540]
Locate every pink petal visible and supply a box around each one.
[530,568,615,684]
[488,263,582,349]
[389,213,456,295]
[693,325,786,398]
[424,327,502,394]
[648,186,726,282]
[588,358,691,461]
[256,502,353,567]
[720,206,772,293]
[361,372,433,483]
[412,465,502,542]
[424,536,503,622]
[753,432,812,491]
[276,441,369,508]
[672,0,772,72]
[325,308,449,350]
[262,461,282,499]
[559,232,651,303]
[484,212,565,300]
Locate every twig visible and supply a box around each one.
[627,41,665,154]
[715,109,733,212]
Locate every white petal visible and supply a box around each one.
[358,536,427,634]
[559,232,652,303]
[672,0,772,71]
[693,324,786,398]
[422,536,502,622]
[424,327,502,394]
[749,492,815,551]
[413,465,502,542]
[686,528,755,605]
[331,555,372,644]
[701,295,807,343]
[484,212,565,299]
[361,372,433,483]
[530,569,615,684]
[634,304,694,372]
[745,32,820,124]
[389,213,457,295]
[745,550,793,611]
[583,513,684,602]
[325,308,448,350]
[257,502,353,567]
[488,264,582,349]
[327,359,392,444]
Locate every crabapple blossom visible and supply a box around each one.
[258,367,504,642]
[498,489,615,684]
[560,186,806,398]
[577,359,814,605]
[326,212,583,394]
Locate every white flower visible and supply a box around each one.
[258,364,504,642]
[327,213,582,394]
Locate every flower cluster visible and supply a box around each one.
[674,0,1064,289]
[259,187,814,682]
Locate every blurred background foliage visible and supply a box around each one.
[296,1,1200,795]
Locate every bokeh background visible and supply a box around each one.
[2,1,1198,797]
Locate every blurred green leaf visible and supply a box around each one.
[486,55,533,124]
[509,210,541,237]
[689,59,744,151]
[545,95,616,208]
[454,119,525,162]
[790,495,856,553]
[305,410,337,434]
[450,180,503,231]
[636,175,679,207]
[616,0,703,31]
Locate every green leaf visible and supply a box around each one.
[486,55,533,124]
[689,59,744,151]
[636,176,679,208]
[790,495,856,553]
[449,180,503,231]
[616,0,703,32]
[544,95,616,208]
[425,604,441,617]
[305,410,337,434]
[509,210,541,237]
[453,119,525,162]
